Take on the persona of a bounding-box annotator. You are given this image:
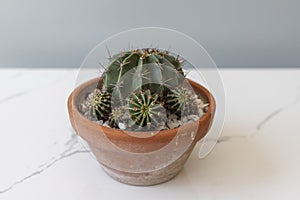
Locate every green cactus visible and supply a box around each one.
[85,48,207,130]
[90,89,111,120]
[98,48,185,98]
[108,107,126,128]
[127,89,164,129]
[166,87,198,115]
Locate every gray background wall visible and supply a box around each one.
[0,0,299,68]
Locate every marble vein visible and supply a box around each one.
[217,85,300,143]
[1,70,72,105]
[256,86,300,131]
[0,134,91,194]
[256,107,285,131]
[0,90,32,104]
[216,135,248,143]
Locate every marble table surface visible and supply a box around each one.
[0,68,300,200]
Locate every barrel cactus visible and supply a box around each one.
[127,89,165,129]
[89,89,111,120]
[166,86,210,117]
[166,87,198,115]
[98,48,185,98]
[108,107,126,128]
[83,48,206,130]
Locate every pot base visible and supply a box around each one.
[100,145,194,186]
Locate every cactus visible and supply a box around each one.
[98,48,185,98]
[127,89,164,129]
[84,48,207,130]
[166,87,198,115]
[90,89,111,120]
[108,107,126,128]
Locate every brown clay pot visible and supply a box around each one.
[67,78,215,186]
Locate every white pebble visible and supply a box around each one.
[168,121,180,129]
[182,116,188,123]
[103,121,110,127]
[118,123,126,130]
[169,114,177,120]
[96,120,103,125]
[188,114,199,121]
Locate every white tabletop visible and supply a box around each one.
[0,68,300,200]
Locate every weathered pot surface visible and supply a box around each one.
[67,78,216,186]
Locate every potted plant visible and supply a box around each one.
[68,48,215,185]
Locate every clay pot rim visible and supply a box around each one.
[68,78,216,141]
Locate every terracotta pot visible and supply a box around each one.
[67,78,215,186]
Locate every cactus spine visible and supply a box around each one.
[99,48,185,97]
[85,48,206,130]
[90,89,111,120]
[108,107,125,128]
[128,89,163,128]
[166,87,208,116]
